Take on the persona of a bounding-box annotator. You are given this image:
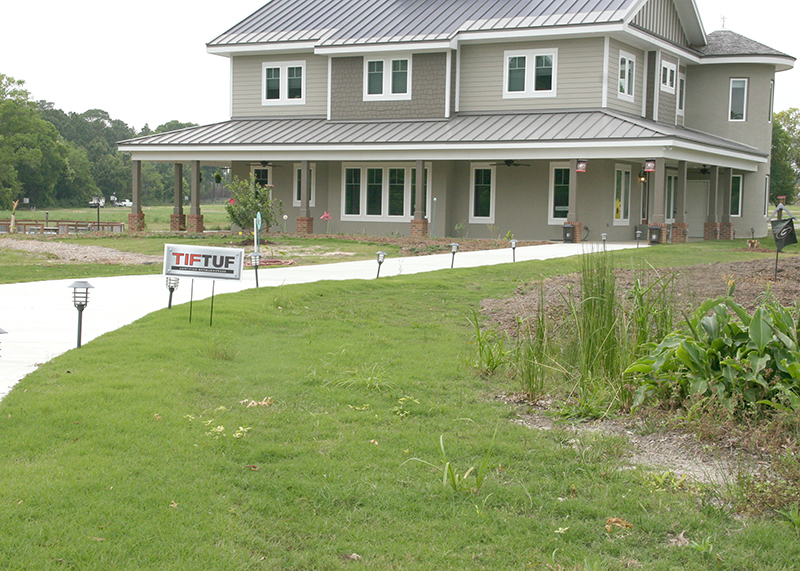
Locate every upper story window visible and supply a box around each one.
[504,49,558,98]
[262,61,306,105]
[363,56,411,101]
[677,73,686,116]
[729,78,748,121]
[660,60,676,94]
[618,51,635,101]
[769,79,775,122]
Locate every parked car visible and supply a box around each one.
[88,196,105,208]
[115,199,133,207]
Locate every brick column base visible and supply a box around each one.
[187,214,204,233]
[719,222,734,240]
[564,221,583,243]
[170,213,186,231]
[296,216,313,234]
[128,211,145,232]
[410,218,428,237]
[671,222,689,243]
[704,222,721,240]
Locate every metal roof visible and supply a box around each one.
[119,110,761,157]
[208,0,639,47]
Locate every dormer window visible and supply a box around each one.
[618,51,635,101]
[262,61,306,105]
[504,49,557,98]
[364,56,411,101]
[660,60,676,94]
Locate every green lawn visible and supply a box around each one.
[1,242,799,569]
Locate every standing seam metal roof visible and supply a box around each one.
[118,110,762,156]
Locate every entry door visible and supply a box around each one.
[686,180,709,239]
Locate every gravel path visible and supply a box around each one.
[0,238,162,265]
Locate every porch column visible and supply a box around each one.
[296,160,313,234]
[650,159,668,243]
[411,160,428,237]
[566,158,582,242]
[129,160,145,231]
[171,163,186,231]
[187,160,203,233]
[704,166,720,240]
[672,161,689,242]
[719,168,734,239]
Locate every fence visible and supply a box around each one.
[0,220,125,235]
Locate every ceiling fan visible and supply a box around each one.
[490,159,531,167]
[259,161,282,168]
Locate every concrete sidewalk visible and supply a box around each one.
[0,241,641,399]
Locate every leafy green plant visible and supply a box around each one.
[405,431,496,494]
[627,287,800,416]
[777,504,800,538]
[224,174,283,232]
[469,306,508,375]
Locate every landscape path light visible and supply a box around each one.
[166,276,180,309]
[635,229,642,248]
[376,251,386,278]
[601,232,607,251]
[510,238,518,262]
[450,243,459,269]
[69,280,94,348]
[250,252,262,287]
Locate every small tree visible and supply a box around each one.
[224,175,283,233]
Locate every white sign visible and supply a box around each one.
[163,244,244,280]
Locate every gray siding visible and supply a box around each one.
[458,38,605,113]
[330,53,448,121]
[645,51,656,119]
[606,39,645,116]
[657,53,678,125]
[631,0,688,47]
[231,54,328,118]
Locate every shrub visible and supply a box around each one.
[224,175,283,232]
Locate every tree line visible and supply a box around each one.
[0,73,225,211]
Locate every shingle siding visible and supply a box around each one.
[330,53,448,120]
[231,54,328,118]
[458,38,605,113]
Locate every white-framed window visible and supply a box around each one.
[262,61,306,105]
[660,60,676,94]
[731,174,743,217]
[764,174,770,217]
[614,165,632,225]
[769,79,774,122]
[293,163,316,207]
[341,163,430,221]
[363,56,412,101]
[250,165,273,199]
[640,178,649,223]
[503,49,558,98]
[677,73,686,116]
[729,78,748,121]
[548,162,570,225]
[469,163,495,224]
[665,173,678,223]
[618,51,635,101]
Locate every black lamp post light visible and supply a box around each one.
[450,243,459,268]
[376,251,386,278]
[69,280,93,348]
[166,276,180,309]
[250,252,262,287]
[510,238,518,262]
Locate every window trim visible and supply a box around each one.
[660,60,676,94]
[503,48,558,98]
[618,51,636,102]
[261,61,306,106]
[677,72,686,116]
[548,162,570,225]
[469,163,496,224]
[293,163,316,208]
[764,174,770,217]
[340,163,430,222]
[731,174,743,218]
[363,55,412,101]
[665,173,678,224]
[614,164,632,226]
[769,79,774,122]
[729,78,748,122]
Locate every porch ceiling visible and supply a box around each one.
[118,110,766,171]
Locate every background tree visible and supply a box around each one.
[773,109,800,204]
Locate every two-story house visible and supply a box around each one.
[118,0,794,242]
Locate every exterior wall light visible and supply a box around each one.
[563,223,575,243]
[249,252,262,287]
[638,171,647,183]
[376,251,386,278]
[648,226,661,245]
[450,243,459,268]
[69,280,94,348]
[166,276,180,309]
[510,238,518,262]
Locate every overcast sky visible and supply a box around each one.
[1,0,797,131]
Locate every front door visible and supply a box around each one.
[686,180,709,239]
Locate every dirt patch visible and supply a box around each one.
[0,237,162,265]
